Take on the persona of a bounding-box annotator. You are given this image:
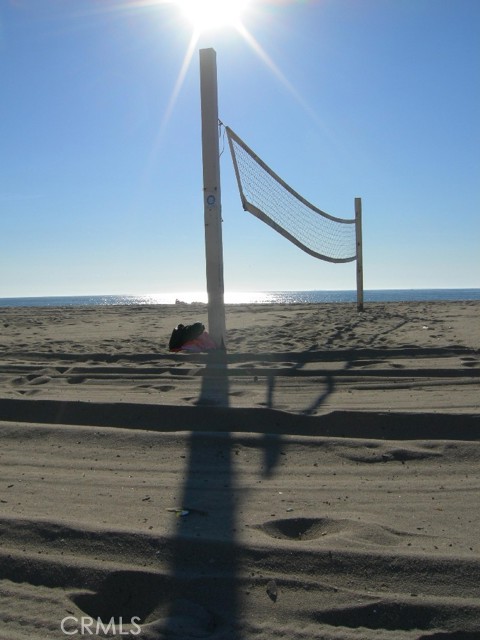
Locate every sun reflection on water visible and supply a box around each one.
[142,291,277,304]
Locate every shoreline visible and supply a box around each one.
[1,287,479,308]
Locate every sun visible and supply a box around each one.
[175,0,251,32]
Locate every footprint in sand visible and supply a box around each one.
[256,517,341,541]
[137,384,177,392]
[71,571,219,637]
[229,390,247,398]
[256,516,430,547]
[339,442,442,464]
[461,356,479,368]
[67,376,87,384]
[315,600,480,634]
[11,374,51,387]
[26,374,51,385]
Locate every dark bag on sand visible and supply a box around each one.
[169,322,205,351]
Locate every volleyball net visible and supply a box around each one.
[225,126,358,264]
[225,124,364,310]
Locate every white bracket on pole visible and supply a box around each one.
[199,48,226,349]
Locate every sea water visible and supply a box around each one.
[0,289,479,308]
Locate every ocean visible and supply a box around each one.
[0,289,479,308]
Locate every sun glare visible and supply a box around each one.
[175,0,251,32]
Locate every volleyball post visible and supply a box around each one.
[355,197,364,312]
[199,48,226,349]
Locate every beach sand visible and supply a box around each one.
[0,301,479,639]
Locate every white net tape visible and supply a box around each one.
[226,126,357,263]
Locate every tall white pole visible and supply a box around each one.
[355,197,364,312]
[200,48,226,349]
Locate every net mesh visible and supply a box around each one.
[226,126,357,263]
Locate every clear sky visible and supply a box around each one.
[1,0,479,297]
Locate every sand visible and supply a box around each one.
[0,300,479,639]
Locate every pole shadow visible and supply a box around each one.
[165,349,242,639]
[163,344,351,635]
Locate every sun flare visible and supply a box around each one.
[175,0,251,32]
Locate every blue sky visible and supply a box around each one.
[1,0,479,297]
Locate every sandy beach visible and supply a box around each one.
[0,300,479,639]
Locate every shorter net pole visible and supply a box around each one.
[355,197,364,312]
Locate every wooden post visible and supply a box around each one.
[199,48,226,348]
[355,197,364,312]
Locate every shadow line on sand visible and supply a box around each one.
[1,397,479,441]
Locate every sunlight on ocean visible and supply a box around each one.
[109,289,480,305]
[0,290,479,308]
[143,291,277,305]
